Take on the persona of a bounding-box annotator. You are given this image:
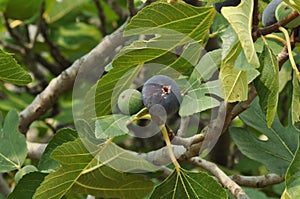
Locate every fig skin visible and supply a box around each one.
[118,89,143,115]
[142,75,182,117]
[262,0,282,26]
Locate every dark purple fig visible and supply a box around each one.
[142,75,182,117]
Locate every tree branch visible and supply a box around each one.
[128,0,137,17]
[230,174,284,188]
[93,0,108,36]
[26,141,47,160]
[19,22,130,134]
[190,157,249,199]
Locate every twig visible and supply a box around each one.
[255,10,299,40]
[40,17,72,70]
[19,22,130,134]
[252,0,259,34]
[93,0,108,36]
[230,174,284,188]
[190,157,249,199]
[0,174,10,197]
[171,133,205,149]
[128,0,137,17]
[26,141,47,160]
[138,145,186,166]
[103,0,128,19]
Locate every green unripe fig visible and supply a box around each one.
[118,89,143,115]
[15,165,38,183]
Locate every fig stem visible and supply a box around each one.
[264,34,286,45]
[160,124,181,173]
[278,26,300,77]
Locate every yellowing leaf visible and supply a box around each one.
[220,41,248,102]
[222,0,260,67]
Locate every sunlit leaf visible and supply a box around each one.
[95,114,131,139]
[38,128,78,171]
[230,99,299,175]
[33,139,154,199]
[254,43,279,127]
[179,80,222,116]
[0,110,27,173]
[0,50,32,85]
[125,2,216,44]
[220,41,248,102]
[150,168,227,199]
[222,0,260,67]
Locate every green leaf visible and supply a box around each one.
[254,43,279,127]
[179,80,223,116]
[292,71,300,128]
[150,168,227,199]
[45,0,89,23]
[124,2,216,44]
[95,114,131,139]
[38,128,78,171]
[0,50,32,85]
[8,172,47,199]
[282,133,300,199]
[5,0,43,20]
[0,110,27,173]
[33,139,154,199]
[222,0,260,67]
[230,99,299,175]
[220,41,248,102]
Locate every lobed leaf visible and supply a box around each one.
[222,0,260,67]
[230,99,299,175]
[33,139,154,199]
